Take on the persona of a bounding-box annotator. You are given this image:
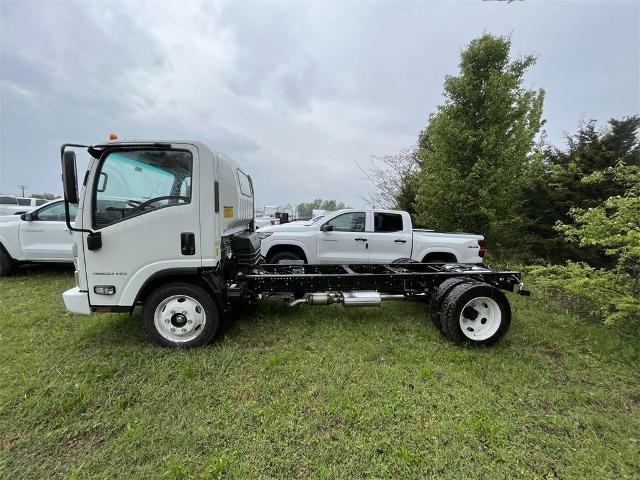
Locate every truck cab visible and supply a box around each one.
[63,140,254,315]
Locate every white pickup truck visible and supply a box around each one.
[0,200,77,275]
[257,209,486,264]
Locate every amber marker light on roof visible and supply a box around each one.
[109,133,118,140]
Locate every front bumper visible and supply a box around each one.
[63,287,91,315]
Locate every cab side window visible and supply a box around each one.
[325,212,366,232]
[374,212,404,232]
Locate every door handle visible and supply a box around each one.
[355,238,367,242]
[181,232,196,255]
[394,239,407,243]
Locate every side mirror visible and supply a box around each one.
[62,150,79,204]
[320,224,334,232]
[20,213,33,221]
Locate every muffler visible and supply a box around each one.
[287,291,405,308]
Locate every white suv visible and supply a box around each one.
[0,200,77,275]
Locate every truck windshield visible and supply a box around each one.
[94,149,192,229]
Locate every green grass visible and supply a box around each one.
[1,266,638,479]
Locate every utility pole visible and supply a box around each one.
[17,185,28,197]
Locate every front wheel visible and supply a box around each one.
[439,282,511,346]
[141,282,219,347]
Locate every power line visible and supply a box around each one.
[17,185,28,197]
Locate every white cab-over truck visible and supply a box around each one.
[60,139,529,348]
[257,209,485,265]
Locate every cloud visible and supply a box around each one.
[1,0,638,207]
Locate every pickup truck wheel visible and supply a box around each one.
[429,277,475,333]
[141,282,219,347]
[0,247,14,277]
[439,282,511,346]
[391,258,418,264]
[269,251,305,264]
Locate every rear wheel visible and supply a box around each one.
[0,247,14,277]
[141,282,219,347]
[439,282,511,346]
[429,277,475,333]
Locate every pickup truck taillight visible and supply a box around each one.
[478,240,486,258]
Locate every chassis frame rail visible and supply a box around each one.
[235,263,526,296]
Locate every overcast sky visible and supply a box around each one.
[1,0,638,207]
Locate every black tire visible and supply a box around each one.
[268,251,305,264]
[429,277,476,333]
[439,282,511,346]
[0,246,14,277]
[141,282,220,347]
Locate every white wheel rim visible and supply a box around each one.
[459,296,501,341]
[153,295,206,343]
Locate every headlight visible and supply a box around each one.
[257,232,273,240]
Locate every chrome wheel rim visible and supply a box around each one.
[154,295,206,343]
[459,296,501,341]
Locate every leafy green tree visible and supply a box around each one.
[359,147,420,218]
[521,116,640,263]
[415,34,545,244]
[528,162,639,325]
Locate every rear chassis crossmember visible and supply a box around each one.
[232,262,529,297]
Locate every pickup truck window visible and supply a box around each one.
[93,149,192,229]
[325,212,366,232]
[17,198,32,206]
[374,212,404,233]
[0,196,17,205]
[37,202,78,221]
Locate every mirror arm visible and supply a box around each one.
[60,144,101,251]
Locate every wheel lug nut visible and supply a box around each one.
[188,320,193,324]
[181,328,186,333]
[170,327,175,332]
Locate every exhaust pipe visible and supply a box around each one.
[287,291,406,308]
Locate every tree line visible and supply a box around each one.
[364,33,639,324]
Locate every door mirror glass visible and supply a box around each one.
[320,224,334,232]
[62,150,79,204]
[20,213,33,221]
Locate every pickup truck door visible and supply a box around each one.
[316,211,369,263]
[18,202,76,261]
[367,211,412,263]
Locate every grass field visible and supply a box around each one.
[0,266,638,479]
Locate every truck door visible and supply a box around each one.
[367,211,412,263]
[316,211,369,263]
[82,146,201,307]
[19,202,76,261]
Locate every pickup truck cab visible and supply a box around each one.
[258,209,485,264]
[0,196,50,216]
[0,200,77,275]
